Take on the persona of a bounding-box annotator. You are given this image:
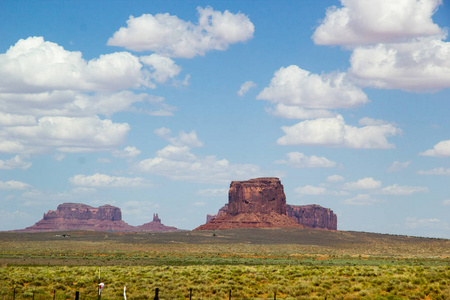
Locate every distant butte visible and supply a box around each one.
[22,203,178,232]
[195,177,337,230]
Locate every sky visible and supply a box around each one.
[0,0,449,239]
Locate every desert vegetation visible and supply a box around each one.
[0,229,449,299]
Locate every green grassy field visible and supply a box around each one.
[0,228,449,299]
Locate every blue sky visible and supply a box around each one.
[0,0,449,238]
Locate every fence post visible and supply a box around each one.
[75,291,79,300]
[189,288,192,300]
[154,287,159,300]
[274,290,276,300]
[229,289,231,300]
[53,289,56,300]
[13,287,15,300]
[32,290,35,300]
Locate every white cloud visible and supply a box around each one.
[69,173,150,188]
[387,161,411,172]
[349,38,450,91]
[275,152,336,168]
[312,0,443,46]
[268,104,336,120]
[326,174,345,182]
[197,188,228,197]
[405,217,445,230]
[0,116,129,154]
[277,115,400,149]
[343,177,382,190]
[420,140,450,157]
[112,146,141,159]
[107,6,254,58]
[417,167,450,175]
[140,54,182,86]
[358,117,393,126]
[342,194,381,206]
[0,37,148,93]
[0,180,32,190]
[257,66,368,109]
[237,81,257,96]
[135,129,267,184]
[0,155,31,170]
[379,184,429,195]
[295,185,348,196]
[442,199,450,206]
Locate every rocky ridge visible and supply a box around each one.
[197,177,337,230]
[23,203,178,232]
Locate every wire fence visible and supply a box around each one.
[0,287,283,300]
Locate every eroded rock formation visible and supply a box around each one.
[198,178,337,230]
[23,203,177,232]
[195,178,301,230]
[287,204,337,230]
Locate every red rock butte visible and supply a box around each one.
[196,177,337,230]
[195,177,303,230]
[22,203,178,232]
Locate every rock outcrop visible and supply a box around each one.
[136,213,178,232]
[287,204,337,230]
[23,203,178,232]
[198,178,338,231]
[195,178,302,230]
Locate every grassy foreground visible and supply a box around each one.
[0,228,449,299]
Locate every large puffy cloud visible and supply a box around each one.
[275,152,336,168]
[349,38,450,91]
[420,140,450,157]
[257,66,369,110]
[70,173,150,188]
[313,0,443,46]
[107,6,254,58]
[0,116,129,153]
[277,115,400,149]
[0,37,147,92]
[135,129,268,184]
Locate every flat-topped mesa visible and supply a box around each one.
[43,203,122,221]
[228,178,286,215]
[287,204,337,230]
[195,177,301,230]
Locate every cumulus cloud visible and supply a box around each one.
[0,180,31,190]
[135,129,267,184]
[343,177,382,190]
[0,37,177,155]
[349,38,450,91]
[326,174,345,182]
[257,66,369,109]
[342,194,382,206]
[140,54,182,86]
[275,152,336,168]
[69,173,150,188]
[379,184,429,195]
[312,0,443,46]
[442,199,450,206]
[277,115,400,149]
[417,167,450,175]
[107,6,254,58]
[237,81,257,96]
[420,140,450,157]
[112,146,141,159]
[0,116,130,154]
[0,155,31,170]
[387,161,411,172]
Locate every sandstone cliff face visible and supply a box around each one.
[286,204,337,230]
[195,178,301,230]
[228,178,286,215]
[206,204,228,223]
[24,203,178,232]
